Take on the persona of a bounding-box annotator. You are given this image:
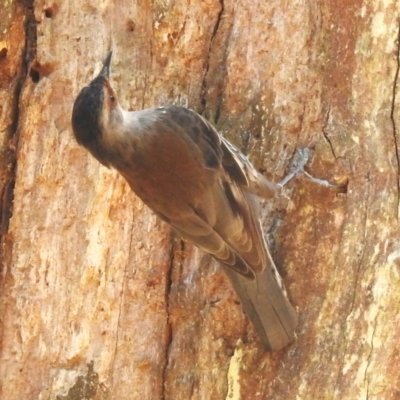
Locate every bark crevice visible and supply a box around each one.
[161,235,182,399]
[322,107,338,160]
[199,0,224,116]
[0,0,36,239]
[390,21,400,217]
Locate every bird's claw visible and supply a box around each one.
[278,148,310,187]
[278,147,346,191]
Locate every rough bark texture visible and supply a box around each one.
[1,0,399,399]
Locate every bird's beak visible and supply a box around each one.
[98,50,113,78]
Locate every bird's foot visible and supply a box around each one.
[278,148,347,191]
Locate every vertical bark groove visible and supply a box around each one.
[390,21,400,217]
[0,0,36,239]
[200,0,224,116]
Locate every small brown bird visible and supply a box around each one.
[71,51,297,351]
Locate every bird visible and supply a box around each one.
[71,51,297,351]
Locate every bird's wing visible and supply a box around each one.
[140,106,297,350]
[219,136,279,200]
[157,106,271,277]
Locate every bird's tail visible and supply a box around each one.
[222,264,297,351]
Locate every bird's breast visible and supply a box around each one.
[111,127,217,218]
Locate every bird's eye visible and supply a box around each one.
[110,95,115,102]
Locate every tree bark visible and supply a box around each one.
[1,0,399,399]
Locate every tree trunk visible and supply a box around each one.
[1,0,399,399]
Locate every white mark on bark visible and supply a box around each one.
[226,346,243,400]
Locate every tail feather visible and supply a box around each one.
[222,265,297,351]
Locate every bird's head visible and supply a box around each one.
[71,51,119,150]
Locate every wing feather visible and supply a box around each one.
[124,105,297,349]
[157,106,274,277]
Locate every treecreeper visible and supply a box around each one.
[71,51,297,351]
